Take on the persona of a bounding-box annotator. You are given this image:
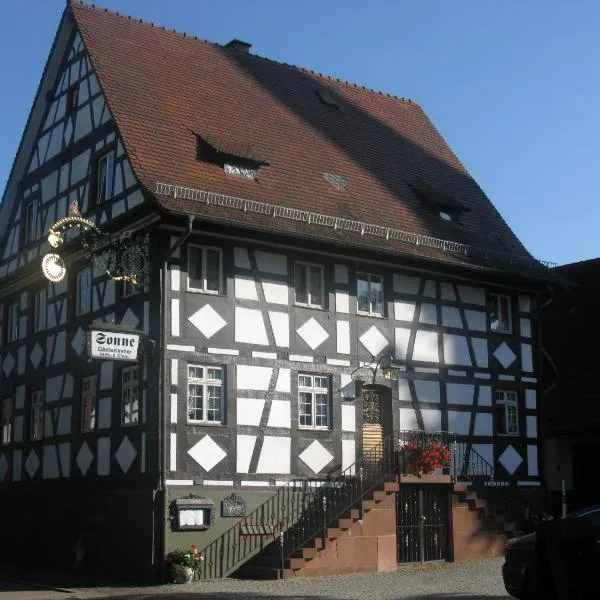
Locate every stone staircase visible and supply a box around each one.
[233,480,400,579]
[451,482,519,562]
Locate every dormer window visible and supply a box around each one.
[316,87,339,109]
[67,85,79,114]
[224,163,257,180]
[195,134,267,180]
[409,180,468,224]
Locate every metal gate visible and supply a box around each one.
[396,485,449,563]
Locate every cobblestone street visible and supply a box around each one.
[1,557,511,600]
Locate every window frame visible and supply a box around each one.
[356,272,384,317]
[186,364,224,424]
[488,293,513,334]
[294,261,325,309]
[121,365,140,426]
[33,287,47,333]
[298,373,331,430]
[187,244,223,295]
[24,197,41,245]
[7,300,19,343]
[2,397,12,445]
[81,374,98,433]
[495,389,519,436]
[96,150,115,205]
[76,267,92,316]
[30,389,44,441]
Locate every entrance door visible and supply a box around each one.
[396,485,449,563]
[361,384,390,461]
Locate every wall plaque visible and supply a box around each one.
[222,492,246,517]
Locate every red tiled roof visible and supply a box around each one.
[70,1,543,274]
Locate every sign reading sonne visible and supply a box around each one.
[89,329,140,361]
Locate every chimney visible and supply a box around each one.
[225,39,252,54]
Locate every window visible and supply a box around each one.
[298,373,330,429]
[2,398,12,444]
[357,273,384,316]
[33,287,47,332]
[76,268,92,315]
[121,366,139,425]
[7,300,19,343]
[295,262,324,308]
[24,198,40,244]
[187,245,223,294]
[187,364,223,423]
[67,85,79,113]
[30,390,44,440]
[489,293,512,334]
[81,375,98,432]
[496,390,519,436]
[96,151,115,203]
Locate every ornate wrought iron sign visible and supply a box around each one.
[222,492,246,517]
[40,200,148,285]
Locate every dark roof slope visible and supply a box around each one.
[71,1,547,275]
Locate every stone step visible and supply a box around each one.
[384,481,400,492]
[338,518,354,530]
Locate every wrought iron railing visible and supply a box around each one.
[453,442,495,482]
[197,433,400,579]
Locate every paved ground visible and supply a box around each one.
[0,558,511,600]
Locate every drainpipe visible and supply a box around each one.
[157,215,194,580]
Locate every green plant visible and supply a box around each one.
[165,544,203,571]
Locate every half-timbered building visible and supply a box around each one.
[0,1,553,582]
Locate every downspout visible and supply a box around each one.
[157,214,194,579]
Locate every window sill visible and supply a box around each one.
[187,421,226,427]
[357,311,384,319]
[187,287,223,296]
[489,328,513,335]
[497,432,520,437]
[298,426,331,432]
[294,303,326,311]
[121,421,140,427]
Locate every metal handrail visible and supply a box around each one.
[453,442,495,482]
[196,433,399,579]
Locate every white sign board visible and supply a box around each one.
[89,329,140,361]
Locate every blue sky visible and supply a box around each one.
[1,1,599,266]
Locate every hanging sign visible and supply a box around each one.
[87,328,141,361]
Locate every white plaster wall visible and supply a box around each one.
[235,276,258,300]
[413,330,439,362]
[443,334,471,366]
[262,280,288,304]
[341,404,356,432]
[269,312,289,347]
[442,306,462,328]
[395,328,411,360]
[457,285,486,305]
[342,440,356,474]
[394,274,420,295]
[335,291,350,314]
[237,365,272,390]
[394,301,416,322]
[236,435,256,473]
[414,380,440,404]
[446,383,474,405]
[234,247,251,269]
[527,445,539,476]
[421,409,442,432]
[257,436,290,473]
[419,303,437,325]
[237,398,265,426]
[521,343,533,372]
[255,251,287,275]
[235,307,269,345]
[336,321,350,354]
[473,413,493,436]
[448,411,471,435]
[267,400,291,428]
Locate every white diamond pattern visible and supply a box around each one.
[2,353,15,378]
[76,442,94,475]
[359,326,389,357]
[71,326,86,355]
[115,436,137,473]
[297,317,329,350]
[187,435,227,472]
[188,305,227,339]
[0,454,8,481]
[299,440,334,474]
[25,449,40,478]
[30,342,44,369]
[493,342,517,369]
[498,444,523,475]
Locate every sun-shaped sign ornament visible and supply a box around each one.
[40,200,147,285]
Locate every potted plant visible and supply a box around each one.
[403,436,451,477]
[165,544,203,583]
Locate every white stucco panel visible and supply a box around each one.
[237,365,272,391]
[257,436,291,474]
[235,307,269,345]
[412,330,439,363]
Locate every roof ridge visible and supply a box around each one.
[70,0,418,106]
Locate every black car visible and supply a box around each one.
[502,505,600,599]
